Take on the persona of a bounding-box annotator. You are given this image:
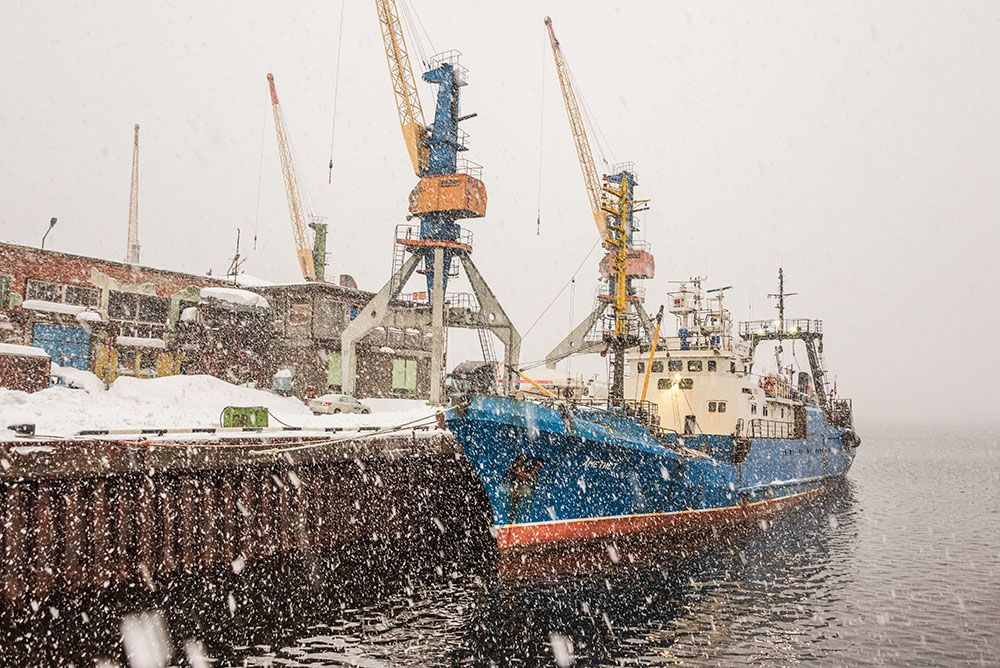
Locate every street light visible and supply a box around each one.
[41,217,57,250]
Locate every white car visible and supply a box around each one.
[308,393,370,415]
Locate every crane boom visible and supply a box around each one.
[267,73,317,281]
[544,17,609,242]
[375,0,429,176]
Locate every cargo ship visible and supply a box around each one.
[444,271,859,550]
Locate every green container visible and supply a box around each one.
[221,406,269,428]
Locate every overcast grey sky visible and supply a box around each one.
[2,1,998,419]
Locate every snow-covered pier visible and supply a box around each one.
[0,428,489,604]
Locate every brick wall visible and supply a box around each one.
[0,242,229,300]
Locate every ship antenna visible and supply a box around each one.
[767,267,797,367]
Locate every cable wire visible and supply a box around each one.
[521,238,601,342]
[328,0,346,184]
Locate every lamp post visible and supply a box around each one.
[41,217,57,250]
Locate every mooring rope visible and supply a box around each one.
[249,413,443,456]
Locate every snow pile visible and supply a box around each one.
[0,343,50,358]
[0,374,436,439]
[51,364,105,393]
[200,287,269,309]
[116,336,167,349]
[75,310,102,323]
[19,300,87,316]
[232,274,274,288]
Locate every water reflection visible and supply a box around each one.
[456,481,860,665]
[5,482,863,666]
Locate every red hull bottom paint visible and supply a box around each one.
[495,488,825,550]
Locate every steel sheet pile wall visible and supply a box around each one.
[0,433,489,603]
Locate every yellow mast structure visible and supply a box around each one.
[375,0,429,177]
[267,73,317,282]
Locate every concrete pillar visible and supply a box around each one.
[430,247,446,404]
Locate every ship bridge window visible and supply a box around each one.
[708,360,717,372]
[708,400,728,413]
[668,359,683,372]
[763,405,769,417]
[688,360,703,372]
[679,378,694,390]
[637,361,645,372]
[718,401,727,413]
[709,401,717,412]
[657,378,671,390]
[651,361,664,373]
[751,403,757,415]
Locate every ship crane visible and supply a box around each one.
[339,0,520,404]
[541,17,656,405]
[267,73,327,282]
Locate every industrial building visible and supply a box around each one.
[0,241,434,398]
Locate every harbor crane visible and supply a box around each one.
[542,17,656,404]
[125,124,140,265]
[267,73,327,282]
[339,0,520,404]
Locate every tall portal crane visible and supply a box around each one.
[339,0,520,404]
[375,0,429,177]
[544,18,608,244]
[125,123,140,264]
[267,72,320,282]
[542,17,656,404]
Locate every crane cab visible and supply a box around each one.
[408,173,487,219]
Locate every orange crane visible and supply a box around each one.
[125,123,140,264]
[267,73,317,282]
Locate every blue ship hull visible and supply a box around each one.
[445,397,858,549]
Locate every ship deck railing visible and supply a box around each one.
[739,319,823,339]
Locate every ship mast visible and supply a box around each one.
[767,267,797,369]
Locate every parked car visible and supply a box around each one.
[308,393,370,415]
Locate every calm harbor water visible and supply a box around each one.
[7,417,1000,666]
